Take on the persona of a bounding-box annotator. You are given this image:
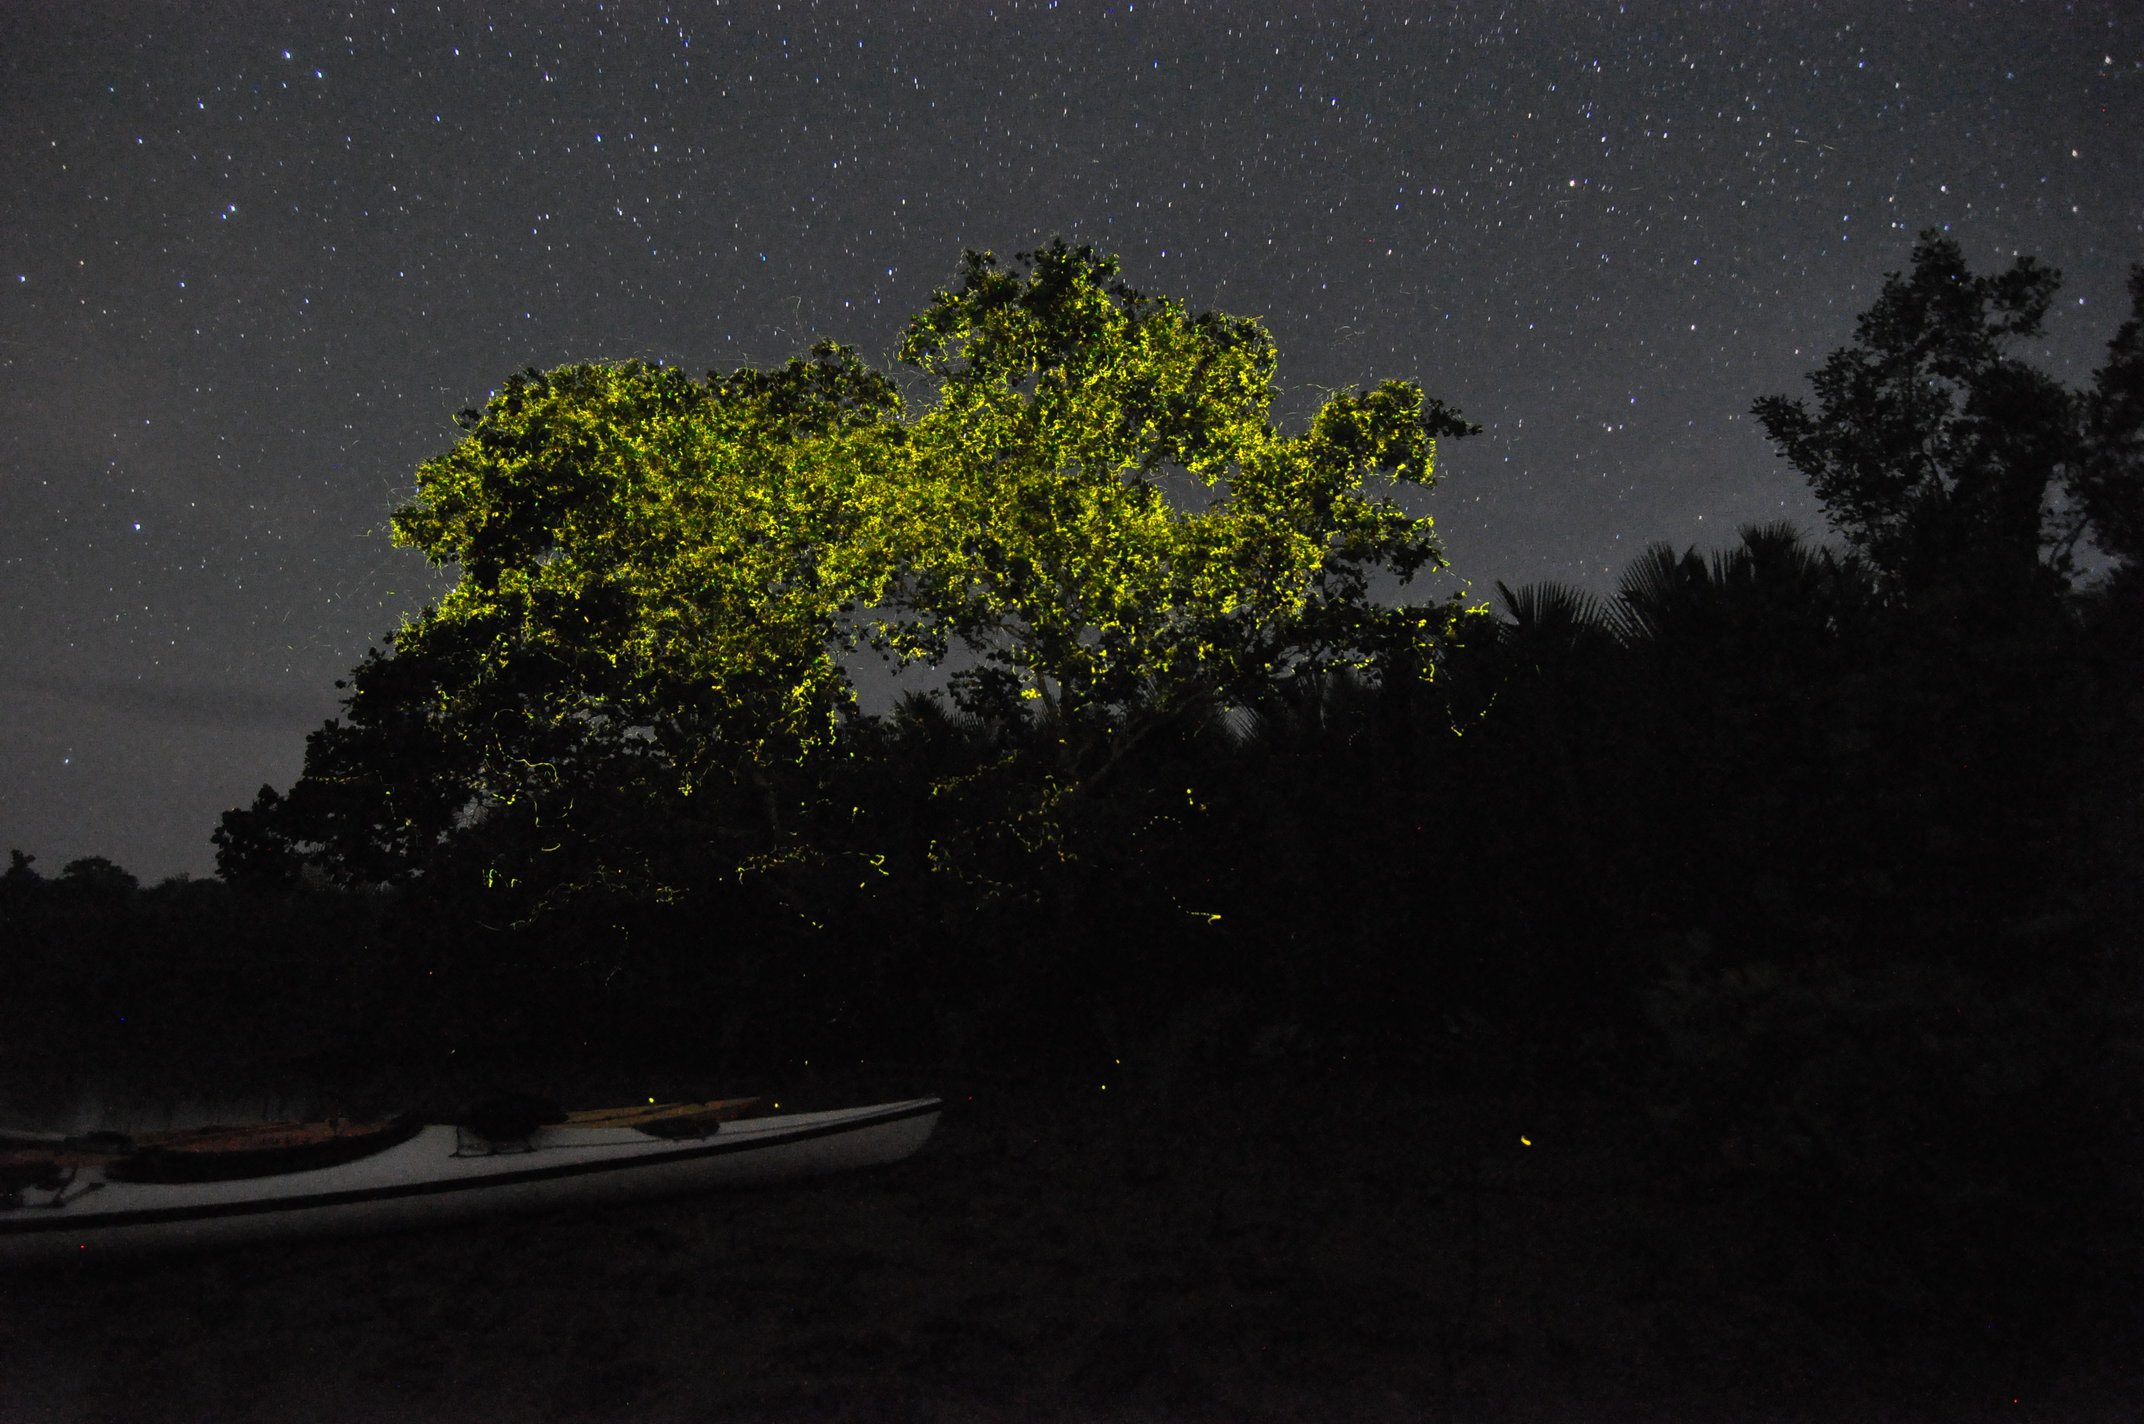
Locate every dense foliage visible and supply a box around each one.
[212,241,1477,913]
[1754,230,2144,614]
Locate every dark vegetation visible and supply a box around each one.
[7,234,2142,1412]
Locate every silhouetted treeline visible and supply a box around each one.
[8,521,2135,1078]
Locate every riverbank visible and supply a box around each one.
[4,1064,2136,1423]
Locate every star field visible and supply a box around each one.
[2,1,2139,879]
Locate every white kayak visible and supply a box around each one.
[0,1097,940,1264]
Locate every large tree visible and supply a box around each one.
[1751,231,2115,610]
[219,241,1474,901]
[219,347,910,899]
[889,240,1475,762]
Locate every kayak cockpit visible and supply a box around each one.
[106,1117,426,1183]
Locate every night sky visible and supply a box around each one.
[3,2,2138,883]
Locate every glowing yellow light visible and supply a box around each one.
[1520,1136,1532,1146]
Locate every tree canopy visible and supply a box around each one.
[220,240,1475,898]
[891,242,1474,732]
[1753,230,2144,610]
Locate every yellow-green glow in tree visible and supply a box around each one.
[228,241,1473,894]
[889,240,1476,736]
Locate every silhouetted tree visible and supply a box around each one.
[1,847,40,891]
[58,855,139,901]
[2074,266,2144,569]
[1609,521,1877,657]
[1753,230,2079,613]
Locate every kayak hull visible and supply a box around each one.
[1,1098,939,1264]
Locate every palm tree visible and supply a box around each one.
[1493,579,1620,662]
[1610,521,1879,661]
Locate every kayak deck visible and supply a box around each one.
[0,1098,941,1262]
[2,1097,765,1179]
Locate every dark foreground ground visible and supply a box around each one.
[3,1063,2138,1424]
